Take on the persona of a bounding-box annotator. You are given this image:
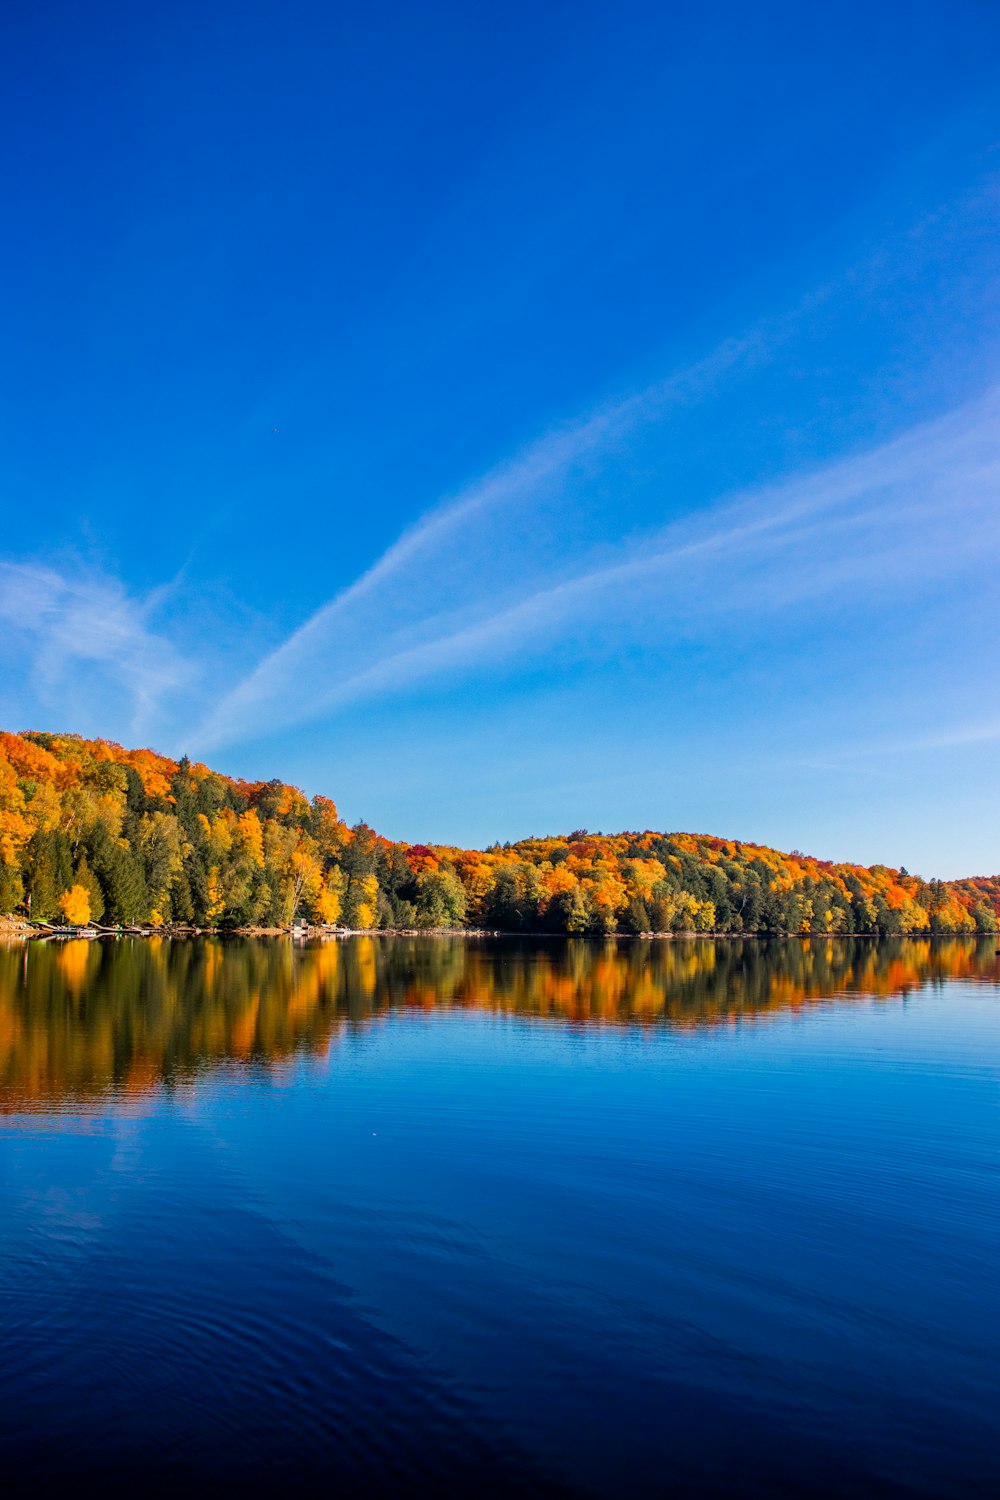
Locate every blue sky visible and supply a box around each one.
[2,0,1000,876]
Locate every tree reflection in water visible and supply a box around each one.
[1,934,996,1109]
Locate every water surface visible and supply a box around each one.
[2,936,998,1496]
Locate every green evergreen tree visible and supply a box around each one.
[26,831,72,920]
[623,896,651,934]
[169,869,195,923]
[89,828,148,924]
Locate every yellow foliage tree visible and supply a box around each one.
[236,809,265,869]
[313,878,343,926]
[205,867,225,923]
[346,874,378,930]
[693,899,717,932]
[58,884,91,927]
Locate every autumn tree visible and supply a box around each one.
[345,874,379,929]
[72,853,105,924]
[59,884,91,926]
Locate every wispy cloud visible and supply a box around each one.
[194,370,1000,751]
[798,716,1000,771]
[0,560,197,739]
[191,318,791,750]
[173,175,1000,754]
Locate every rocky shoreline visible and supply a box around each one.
[0,916,495,941]
[3,916,976,943]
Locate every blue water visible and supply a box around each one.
[1,936,998,1495]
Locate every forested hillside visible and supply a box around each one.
[1,731,997,935]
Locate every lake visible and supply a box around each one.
[1,935,998,1496]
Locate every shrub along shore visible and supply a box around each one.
[1,730,997,938]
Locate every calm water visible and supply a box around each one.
[1,936,998,1497]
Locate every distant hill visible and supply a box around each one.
[1,730,996,935]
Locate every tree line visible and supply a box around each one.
[1,730,997,935]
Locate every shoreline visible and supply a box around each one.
[2,915,992,943]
